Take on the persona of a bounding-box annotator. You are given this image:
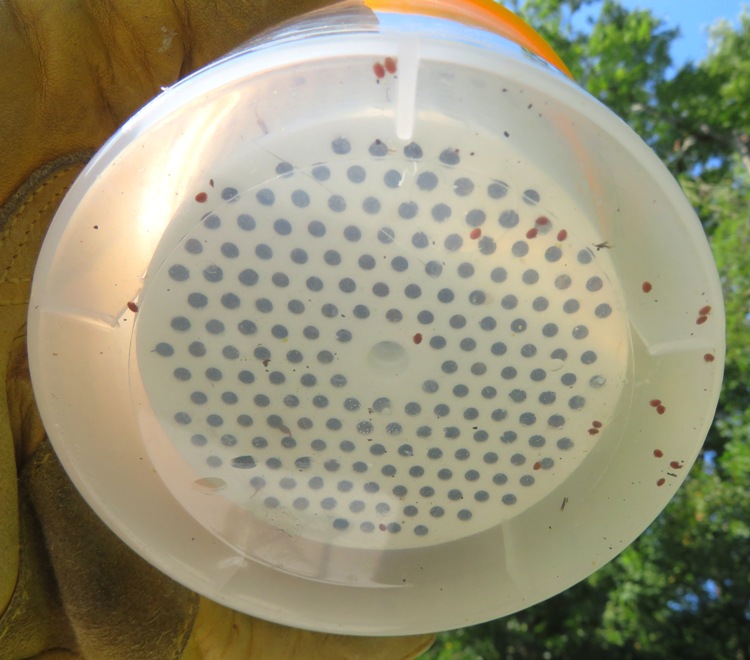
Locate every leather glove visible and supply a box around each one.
[0,1,435,657]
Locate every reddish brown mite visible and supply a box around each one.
[127,301,139,313]
[649,399,662,407]
[642,281,653,293]
[704,353,715,363]
[526,227,538,239]
[470,228,481,239]
[384,57,397,74]
[373,62,385,79]
[379,523,387,531]
[588,428,599,436]
[533,461,542,470]
[656,405,666,415]
[657,478,666,487]
[536,216,549,226]
[591,420,602,429]
[670,461,683,469]
[653,449,664,458]
[696,305,712,325]
[413,333,423,345]
[195,192,208,203]
[557,229,567,241]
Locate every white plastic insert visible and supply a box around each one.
[28,2,724,636]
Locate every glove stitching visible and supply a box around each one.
[1,166,77,285]
[0,152,92,232]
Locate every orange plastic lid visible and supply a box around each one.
[364,0,573,78]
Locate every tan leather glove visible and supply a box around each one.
[0,2,435,657]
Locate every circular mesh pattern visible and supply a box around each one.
[136,135,627,549]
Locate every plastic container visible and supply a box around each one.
[27,0,724,635]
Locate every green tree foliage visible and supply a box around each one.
[426,2,750,658]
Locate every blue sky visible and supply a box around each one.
[613,0,746,65]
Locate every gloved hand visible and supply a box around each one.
[0,2,435,657]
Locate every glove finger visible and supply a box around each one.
[183,597,435,660]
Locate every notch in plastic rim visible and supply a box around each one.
[364,0,573,78]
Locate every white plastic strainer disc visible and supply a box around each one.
[136,126,629,552]
[28,5,724,635]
